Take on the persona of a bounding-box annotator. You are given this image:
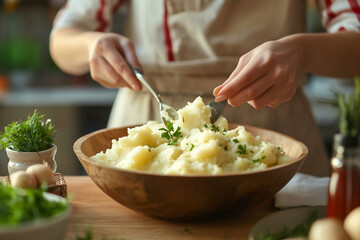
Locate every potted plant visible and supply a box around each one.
[0,110,57,174]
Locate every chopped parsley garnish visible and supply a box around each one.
[74,228,128,240]
[147,145,152,152]
[224,145,228,151]
[75,229,93,240]
[204,124,225,133]
[183,227,193,234]
[252,155,265,163]
[236,144,247,155]
[189,144,194,151]
[159,121,183,146]
[211,124,220,132]
[232,139,239,143]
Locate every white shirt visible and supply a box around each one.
[51,0,360,177]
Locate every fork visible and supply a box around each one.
[130,66,226,125]
[130,66,179,125]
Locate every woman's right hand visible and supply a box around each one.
[88,33,142,91]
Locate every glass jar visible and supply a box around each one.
[327,134,360,221]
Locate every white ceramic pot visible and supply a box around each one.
[6,145,57,175]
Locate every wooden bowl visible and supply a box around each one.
[73,124,308,220]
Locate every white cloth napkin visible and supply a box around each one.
[275,173,330,209]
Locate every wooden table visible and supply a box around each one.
[65,176,276,240]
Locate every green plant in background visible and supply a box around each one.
[0,110,56,152]
[327,77,360,137]
[0,36,41,71]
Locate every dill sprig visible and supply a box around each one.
[0,110,56,152]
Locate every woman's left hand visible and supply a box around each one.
[213,36,305,109]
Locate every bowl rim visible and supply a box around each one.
[73,124,308,178]
[0,192,71,232]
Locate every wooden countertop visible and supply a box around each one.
[65,176,276,240]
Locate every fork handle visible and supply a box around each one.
[130,65,163,104]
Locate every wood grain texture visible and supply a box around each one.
[73,124,308,220]
[65,176,276,240]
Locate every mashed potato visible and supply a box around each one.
[91,97,291,175]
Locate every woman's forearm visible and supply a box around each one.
[213,30,360,108]
[50,28,102,75]
[283,31,360,78]
[50,27,142,90]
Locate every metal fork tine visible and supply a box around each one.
[209,100,227,124]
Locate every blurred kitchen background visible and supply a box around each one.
[0,0,354,175]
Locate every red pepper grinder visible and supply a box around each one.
[327,133,360,222]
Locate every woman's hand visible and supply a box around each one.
[213,36,305,109]
[88,33,142,90]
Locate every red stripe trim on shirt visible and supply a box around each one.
[164,0,174,61]
[324,0,337,26]
[112,0,125,14]
[348,0,360,22]
[96,0,108,32]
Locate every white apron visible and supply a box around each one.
[107,0,330,176]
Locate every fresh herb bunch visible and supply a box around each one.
[0,182,68,225]
[0,110,56,152]
[159,121,183,146]
[328,77,360,137]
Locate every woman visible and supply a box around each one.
[50,0,360,177]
